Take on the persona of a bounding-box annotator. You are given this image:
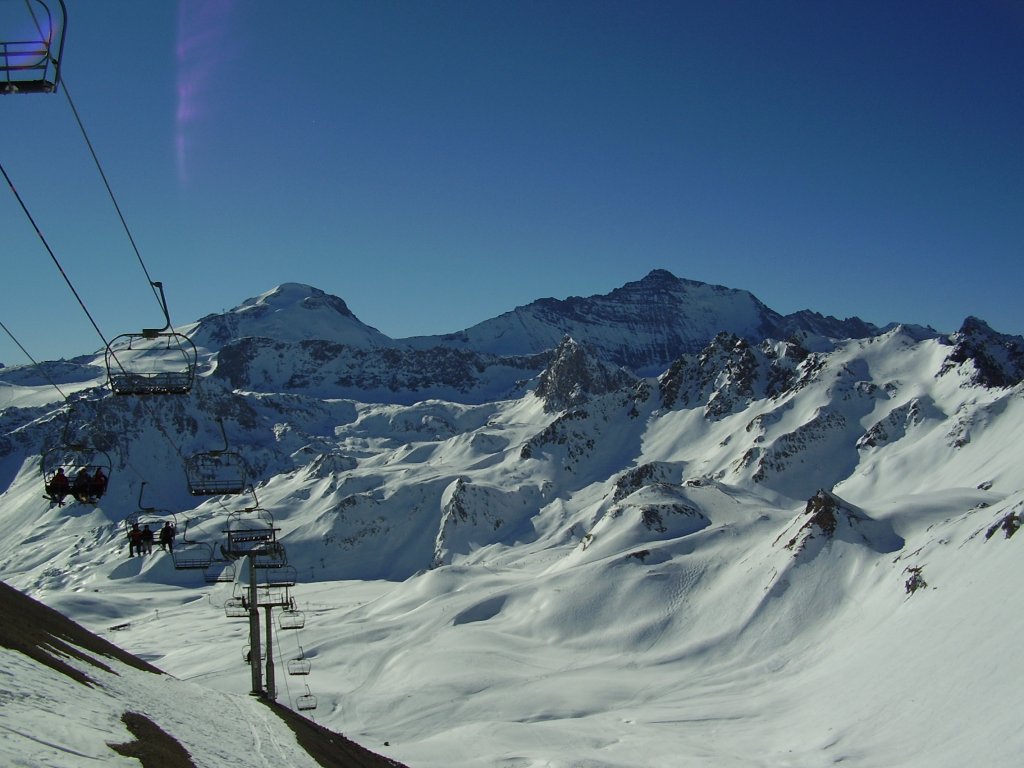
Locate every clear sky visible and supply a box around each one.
[1,0,1022,366]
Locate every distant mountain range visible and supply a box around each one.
[190,269,885,372]
[179,269,904,404]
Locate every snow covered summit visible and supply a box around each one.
[404,269,881,372]
[188,282,394,350]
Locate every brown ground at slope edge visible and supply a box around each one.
[0,580,409,768]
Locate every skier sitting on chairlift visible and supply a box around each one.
[90,468,108,500]
[71,470,93,503]
[159,521,176,552]
[46,468,70,505]
[128,523,142,557]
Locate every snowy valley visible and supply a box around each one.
[1,270,1023,767]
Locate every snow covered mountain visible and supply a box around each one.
[187,283,396,351]
[1,271,1024,767]
[193,269,884,404]
[405,268,881,370]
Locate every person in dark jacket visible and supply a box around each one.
[128,523,142,557]
[159,521,176,552]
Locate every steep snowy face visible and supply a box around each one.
[187,283,395,350]
[939,316,1024,388]
[404,269,878,373]
[211,337,545,404]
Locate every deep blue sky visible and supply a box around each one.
[1,0,1022,366]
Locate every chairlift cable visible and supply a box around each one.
[275,628,293,705]
[0,159,115,354]
[0,317,69,401]
[1,167,194,468]
[59,80,164,312]
[0,158,144,389]
[4,7,206,516]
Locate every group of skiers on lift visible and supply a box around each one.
[127,520,176,557]
[45,466,107,506]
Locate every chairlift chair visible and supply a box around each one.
[172,540,214,570]
[124,482,182,557]
[1,0,66,94]
[287,647,311,676]
[295,686,317,712]
[222,504,279,559]
[252,584,294,608]
[169,515,214,570]
[106,282,198,395]
[40,404,113,506]
[251,540,288,569]
[224,597,249,619]
[203,560,235,583]
[253,564,297,588]
[185,418,249,495]
[41,445,112,506]
[278,608,306,631]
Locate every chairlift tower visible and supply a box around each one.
[226,541,315,711]
[241,552,296,701]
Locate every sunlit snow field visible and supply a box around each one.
[2,320,1024,767]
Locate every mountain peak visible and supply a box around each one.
[942,316,1024,388]
[637,268,680,284]
[240,283,354,317]
[189,284,392,350]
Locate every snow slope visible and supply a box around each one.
[2,278,1024,767]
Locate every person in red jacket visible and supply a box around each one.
[46,468,70,505]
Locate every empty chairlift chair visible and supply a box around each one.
[287,647,311,676]
[202,559,235,584]
[169,516,214,571]
[185,419,249,496]
[278,607,306,631]
[221,504,279,560]
[106,282,198,396]
[253,563,297,592]
[295,685,317,712]
[1,0,67,94]
[224,596,249,619]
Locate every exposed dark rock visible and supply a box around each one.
[660,334,806,417]
[904,566,928,595]
[985,512,1021,540]
[214,336,545,404]
[535,336,636,412]
[940,316,1024,388]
